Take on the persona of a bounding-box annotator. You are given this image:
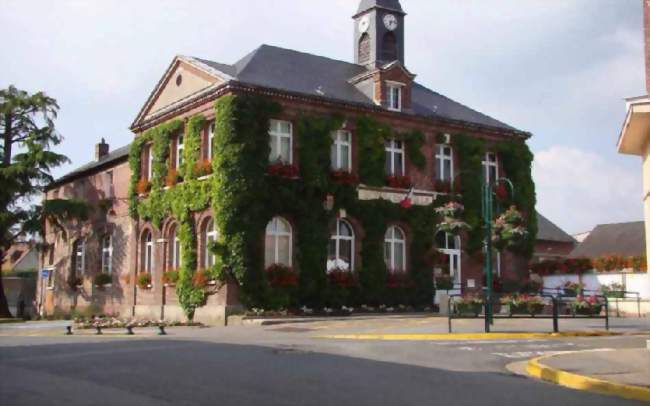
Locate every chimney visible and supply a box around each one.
[645,0,650,94]
[95,138,109,161]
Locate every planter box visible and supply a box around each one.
[574,304,602,316]
[455,303,482,316]
[604,291,625,299]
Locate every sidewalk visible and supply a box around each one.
[527,349,650,402]
[541,349,649,388]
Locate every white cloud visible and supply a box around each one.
[533,146,643,234]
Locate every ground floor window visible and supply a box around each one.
[264,217,292,268]
[327,219,354,272]
[384,226,406,272]
[436,231,461,286]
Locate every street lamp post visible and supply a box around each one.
[482,177,514,333]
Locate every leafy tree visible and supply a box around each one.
[0,85,87,318]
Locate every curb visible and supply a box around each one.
[526,352,650,402]
[316,331,638,341]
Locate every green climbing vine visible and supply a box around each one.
[128,94,536,314]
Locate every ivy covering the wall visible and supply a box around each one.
[356,116,426,186]
[128,94,536,315]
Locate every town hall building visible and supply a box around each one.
[37,0,536,323]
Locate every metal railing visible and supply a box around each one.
[447,293,609,333]
[541,287,641,317]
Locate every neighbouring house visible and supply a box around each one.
[37,0,538,323]
[1,241,38,318]
[617,0,650,272]
[533,212,576,263]
[570,222,646,260]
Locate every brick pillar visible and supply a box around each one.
[645,0,650,94]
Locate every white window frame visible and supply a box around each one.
[147,145,154,180]
[101,235,113,275]
[385,139,405,176]
[482,152,499,184]
[143,231,154,274]
[176,134,184,169]
[331,130,352,172]
[265,217,293,267]
[74,239,85,275]
[328,219,355,272]
[208,122,215,161]
[205,219,218,268]
[437,231,461,286]
[435,144,454,181]
[170,226,181,270]
[384,226,406,272]
[387,83,403,112]
[269,119,293,164]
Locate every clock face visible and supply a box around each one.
[358,16,370,33]
[383,14,398,31]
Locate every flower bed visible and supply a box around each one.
[73,316,202,330]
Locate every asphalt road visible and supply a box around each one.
[1,322,647,406]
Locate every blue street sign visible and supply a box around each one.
[41,269,50,278]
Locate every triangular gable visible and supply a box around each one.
[132,56,230,129]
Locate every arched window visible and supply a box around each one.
[168,225,181,270]
[381,32,398,61]
[384,226,406,272]
[201,218,219,269]
[328,219,355,272]
[436,231,461,285]
[101,235,113,274]
[358,33,371,65]
[72,239,85,275]
[141,230,154,273]
[265,217,292,268]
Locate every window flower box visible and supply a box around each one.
[136,178,151,195]
[162,270,179,287]
[137,273,152,290]
[266,264,298,287]
[434,180,452,193]
[192,159,213,178]
[386,175,411,189]
[331,170,358,185]
[267,162,299,178]
[166,169,183,187]
[93,273,112,289]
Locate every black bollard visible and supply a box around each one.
[65,326,73,335]
[126,326,134,335]
[95,326,103,335]
[158,325,167,336]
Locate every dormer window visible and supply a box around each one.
[387,83,402,111]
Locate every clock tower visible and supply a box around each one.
[353,0,406,68]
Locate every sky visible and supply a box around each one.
[0,0,645,234]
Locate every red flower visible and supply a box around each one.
[495,182,508,201]
[266,264,298,287]
[267,163,299,178]
[386,176,411,189]
[331,170,358,185]
[400,198,412,209]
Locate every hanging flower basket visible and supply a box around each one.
[492,206,528,250]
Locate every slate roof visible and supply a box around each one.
[536,212,576,243]
[570,221,646,258]
[47,144,130,189]
[357,0,405,14]
[191,44,518,133]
